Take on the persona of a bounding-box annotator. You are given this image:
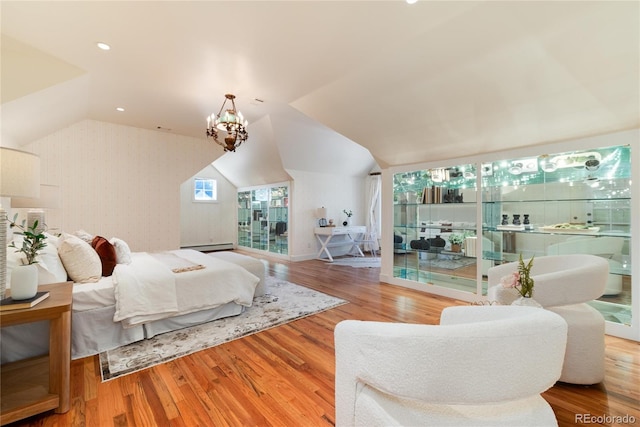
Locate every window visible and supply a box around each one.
[193,178,217,202]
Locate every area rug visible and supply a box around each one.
[419,256,477,270]
[331,257,381,268]
[99,276,347,381]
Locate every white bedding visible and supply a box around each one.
[112,249,259,328]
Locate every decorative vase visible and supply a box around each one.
[511,296,542,308]
[451,243,461,253]
[343,217,351,227]
[501,214,509,225]
[10,264,38,300]
[512,214,521,225]
[429,235,446,248]
[410,237,430,250]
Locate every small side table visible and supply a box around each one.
[1,281,73,426]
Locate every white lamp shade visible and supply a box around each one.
[316,207,327,218]
[0,147,41,198]
[11,184,60,209]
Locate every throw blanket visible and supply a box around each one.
[113,249,259,328]
[150,252,205,273]
[113,253,178,326]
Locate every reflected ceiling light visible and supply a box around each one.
[539,155,558,172]
[206,94,249,152]
[585,158,600,171]
[97,42,111,50]
[509,162,523,175]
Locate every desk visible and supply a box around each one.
[1,282,73,425]
[315,226,366,262]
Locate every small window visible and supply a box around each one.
[193,178,217,202]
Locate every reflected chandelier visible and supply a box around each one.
[206,94,249,152]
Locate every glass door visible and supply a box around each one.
[393,164,478,294]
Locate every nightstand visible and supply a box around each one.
[0,281,73,425]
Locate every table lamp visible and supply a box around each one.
[11,184,61,234]
[0,147,41,299]
[316,207,327,227]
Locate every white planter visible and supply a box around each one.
[10,264,38,300]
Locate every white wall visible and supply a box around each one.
[179,164,237,248]
[23,119,218,251]
[287,169,367,260]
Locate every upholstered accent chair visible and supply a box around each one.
[334,306,568,427]
[487,254,609,385]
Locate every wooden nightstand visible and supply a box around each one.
[0,281,73,425]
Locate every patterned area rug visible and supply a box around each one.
[419,256,477,270]
[331,257,381,268]
[99,276,347,381]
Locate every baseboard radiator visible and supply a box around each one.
[180,243,234,252]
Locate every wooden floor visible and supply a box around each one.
[8,252,639,426]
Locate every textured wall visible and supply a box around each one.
[25,120,218,252]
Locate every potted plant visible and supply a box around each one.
[342,209,353,227]
[8,213,47,300]
[448,233,464,252]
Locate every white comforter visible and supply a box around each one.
[113,249,259,328]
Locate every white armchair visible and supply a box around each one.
[487,254,609,385]
[334,306,568,427]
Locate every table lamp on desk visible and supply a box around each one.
[0,147,41,299]
[316,207,328,227]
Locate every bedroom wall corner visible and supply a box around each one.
[179,164,238,248]
[23,119,219,252]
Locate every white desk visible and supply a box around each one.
[314,226,366,262]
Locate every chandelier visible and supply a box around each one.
[206,94,249,152]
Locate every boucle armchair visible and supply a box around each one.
[487,254,609,385]
[334,306,568,427]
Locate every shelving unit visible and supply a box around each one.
[393,163,479,295]
[237,183,289,255]
[390,143,634,336]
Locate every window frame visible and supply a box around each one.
[192,177,218,203]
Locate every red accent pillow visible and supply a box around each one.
[91,236,117,277]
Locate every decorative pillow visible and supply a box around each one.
[91,236,117,276]
[109,237,132,265]
[7,236,67,285]
[58,234,102,283]
[74,229,94,244]
[44,232,62,249]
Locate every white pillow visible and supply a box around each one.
[58,234,101,283]
[74,229,94,244]
[44,232,62,249]
[7,236,67,285]
[109,237,132,265]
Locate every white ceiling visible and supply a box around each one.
[1,1,638,180]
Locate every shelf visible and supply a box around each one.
[482,226,630,238]
[1,356,58,425]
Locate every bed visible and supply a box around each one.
[1,232,265,362]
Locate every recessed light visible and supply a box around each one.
[97,42,111,51]
[406,0,418,4]
[116,107,125,112]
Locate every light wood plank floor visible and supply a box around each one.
[8,251,639,426]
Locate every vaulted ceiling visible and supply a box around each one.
[2,1,638,185]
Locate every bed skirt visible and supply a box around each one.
[1,301,246,362]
